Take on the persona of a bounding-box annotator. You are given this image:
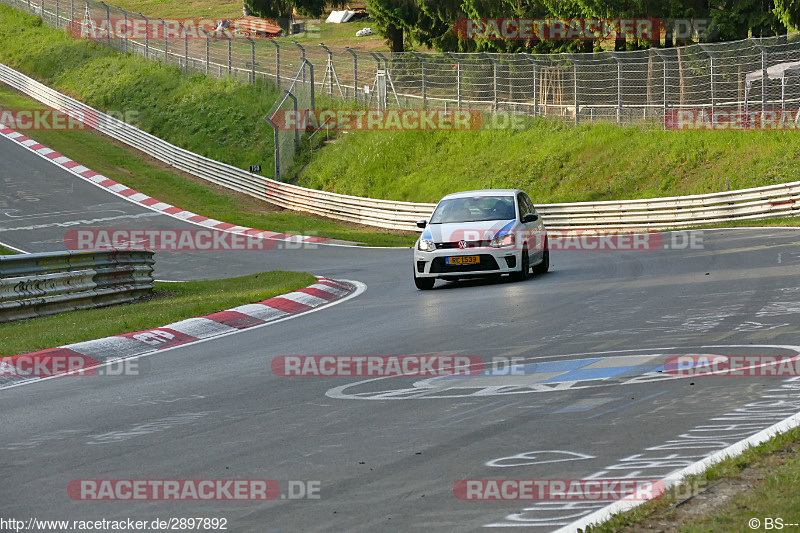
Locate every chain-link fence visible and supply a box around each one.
[6,0,800,164]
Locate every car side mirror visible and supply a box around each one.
[416,220,427,228]
[523,213,539,223]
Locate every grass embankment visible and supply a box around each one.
[0,271,316,356]
[0,7,413,245]
[0,245,19,255]
[593,426,800,532]
[298,119,800,205]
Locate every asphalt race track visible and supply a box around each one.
[3,133,800,532]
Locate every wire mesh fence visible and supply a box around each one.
[6,0,800,177]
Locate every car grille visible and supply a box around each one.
[435,240,491,250]
[430,255,500,273]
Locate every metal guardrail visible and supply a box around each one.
[0,62,798,230]
[0,250,155,323]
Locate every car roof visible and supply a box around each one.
[439,189,523,201]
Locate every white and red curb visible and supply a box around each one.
[0,124,331,246]
[0,277,361,388]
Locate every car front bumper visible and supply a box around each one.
[413,247,523,279]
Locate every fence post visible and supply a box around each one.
[100,2,109,46]
[345,47,357,103]
[156,17,169,62]
[286,91,299,151]
[700,44,715,126]
[248,37,255,83]
[55,0,59,28]
[184,23,189,72]
[270,40,280,89]
[654,49,668,130]
[573,60,579,126]
[122,9,127,53]
[524,54,538,117]
[447,52,462,109]
[140,13,148,58]
[486,53,498,113]
[70,0,73,26]
[308,60,315,111]
[412,51,426,109]
[610,52,622,124]
[320,44,334,95]
[205,29,209,74]
[265,113,280,181]
[228,39,232,76]
[294,43,306,84]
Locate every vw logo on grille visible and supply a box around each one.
[458,240,468,249]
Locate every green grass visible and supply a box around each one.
[0,270,316,356]
[297,117,800,204]
[108,0,243,20]
[0,76,413,246]
[0,245,19,255]
[589,427,800,532]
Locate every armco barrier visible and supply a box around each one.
[0,62,798,230]
[0,250,155,323]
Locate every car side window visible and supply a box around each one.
[517,194,530,220]
[523,193,534,215]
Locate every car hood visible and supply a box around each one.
[421,220,515,242]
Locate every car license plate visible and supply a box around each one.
[446,255,479,265]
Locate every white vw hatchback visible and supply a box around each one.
[413,189,549,290]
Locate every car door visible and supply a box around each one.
[518,192,543,263]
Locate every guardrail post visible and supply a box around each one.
[270,40,280,89]
[345,47,357,103]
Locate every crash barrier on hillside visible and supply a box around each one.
[0,250,155,323]
[6,0,800,126]
[1,62,799,230]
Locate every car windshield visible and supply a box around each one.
[429,196,516,224]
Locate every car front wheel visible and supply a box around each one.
[533,245,549,275]
[511,246,530,282]
[414,274,435,290]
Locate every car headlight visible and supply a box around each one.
[417,238,436,252]
[490,233,515,248]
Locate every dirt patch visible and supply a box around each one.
[622,440,799,532]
